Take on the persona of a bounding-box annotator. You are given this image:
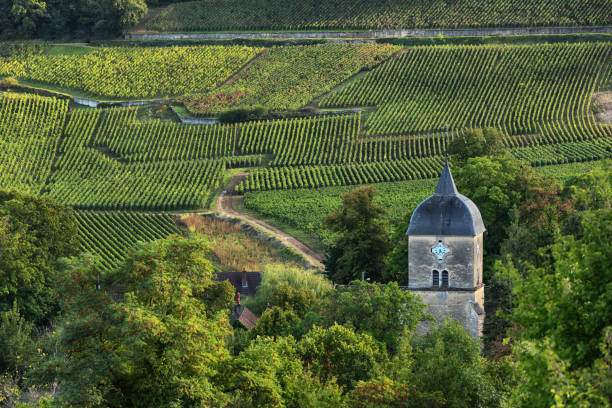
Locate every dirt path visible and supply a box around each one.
[216,173,326,270]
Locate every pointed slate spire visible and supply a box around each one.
[434,162,458,196]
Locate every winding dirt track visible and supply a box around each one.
[216,173,325,270]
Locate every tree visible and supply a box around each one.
[0,302,35,375]
[504,208,612,406]
[10,0,48,38]
[0,190,79,325]
[298,324,386,388]
[407,320,503,408]
[113,0,147,31]
[383,213,411,284]
[511,208,612,368]
[319,281,428,354]
[245,264,333,316]
[350,377,445,408]
[453,155,533,255]
[447,127,504,164]
[324,186,391,283]
[223,336,346,408]
[250,306,299,339]
[42,236,235,407]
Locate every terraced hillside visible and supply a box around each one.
[1,40,611,256]
[142,0,612,32]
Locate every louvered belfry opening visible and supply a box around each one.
[432,270,439,287]
[441,270,449,287]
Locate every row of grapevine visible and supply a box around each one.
[59,107,237,162]
[236,157,443,192]
[321,43,612,141]
[224,155,265,168]
[47,147,225,210]
[0,92,68,194]
[93,108,236,161]
[4,46,262,98]
[238,114,361,165]
[183,44,399,114]
[510,139,612,166]
[145,0,611,32]
[74,211,180,270]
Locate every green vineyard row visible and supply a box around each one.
[1,46,261,98]
[145,0,611,32]
[0,92,68,194]
[74,211,180,271]
[321,43,612,138]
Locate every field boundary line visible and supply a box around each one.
[127,26,612,41]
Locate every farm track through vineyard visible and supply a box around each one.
[215,173,326,270]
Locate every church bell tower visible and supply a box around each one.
[406,163,485,337]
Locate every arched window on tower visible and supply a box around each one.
[432,270,439,287]
[442,270,449,287]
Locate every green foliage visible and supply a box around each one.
[250,306,299,339]
[245,264,333,316]
[224,336,345,408]
[145,0,611,32]
[7,0,48,38]
[350,376,445,408]
[46,236,234,407]
[408,320,502,408]
[183,44,398,114]
[3,46,260,98]
[508,335,612,408]
[46,108,228,211]
[244,178,436,246]
[319,281,428,354]
[298,324,386,388]
[324,186,391,283]
[511,208,612,368]
[0,302,35,374]
[382,213,411,284]
[454,155,535,254]
[0,190,78,325]
[0,92,68,194]
[448,127,505,163]
[322,43,611,143]
[113,0,147,31]
[237,157,444,192]
[74,211,179,271]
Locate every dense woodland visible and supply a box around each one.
[0,0,611,406]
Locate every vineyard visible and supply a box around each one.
[0,45,261,98]
[0,92,68,194]
[143,0,611,32]
[182,44,399,114]
[320,43,612,139]
[243,178,438,245]
[0,39,611,259]
[74,211,180,270]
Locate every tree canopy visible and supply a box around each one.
[324,185,391,283]
[0,189,79,325]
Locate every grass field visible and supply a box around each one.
[142,0,612,32]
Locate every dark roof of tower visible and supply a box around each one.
[406,163,485,236]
